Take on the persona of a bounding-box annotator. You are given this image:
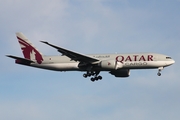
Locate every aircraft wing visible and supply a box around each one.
[41,41,99,63]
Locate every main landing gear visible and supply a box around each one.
[157,67,164,76]
[83,71,102,82]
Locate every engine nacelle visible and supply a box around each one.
[99,60,123,70]
[110,69,130,77]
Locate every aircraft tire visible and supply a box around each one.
[95,77,98,81]
[83,74,87,78]
[91,77,95,82]
[98,76,102,80]
[157,72,161,76]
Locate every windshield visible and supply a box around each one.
[166,57,172,59]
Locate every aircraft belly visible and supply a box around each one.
[31,63,79,71]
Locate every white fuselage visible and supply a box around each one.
[7,32,175,80]
[29,53,175,71]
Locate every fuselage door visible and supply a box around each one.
[153,55,157,61]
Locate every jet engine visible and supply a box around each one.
[99,60,123,70]
[110,69,130,77]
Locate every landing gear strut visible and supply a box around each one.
[157,67,163,76]
[83,71,102,82]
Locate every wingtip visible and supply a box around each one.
[6,55,11,57]
[40,41,49,44]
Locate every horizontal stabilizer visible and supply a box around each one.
[6,55,35,65]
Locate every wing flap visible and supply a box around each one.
[41,41,99,63]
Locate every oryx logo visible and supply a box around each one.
[17,37,43,64]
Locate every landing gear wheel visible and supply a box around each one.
[91,77,95,82]
[87,74,91,77]
[95,77,98,81]
[98,76,102,80]
[157,72,161,76]
[83,74,87,78]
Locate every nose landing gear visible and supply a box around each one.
[83,71,102,82]
[157,67,163,76]
[157,72,161,76]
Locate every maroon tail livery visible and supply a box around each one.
[16,33,43,64]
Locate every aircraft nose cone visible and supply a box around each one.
[172,59,175,64]
[169,59,175,65]
[166,59,175,66]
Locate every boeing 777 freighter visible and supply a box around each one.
[7,33,175,82]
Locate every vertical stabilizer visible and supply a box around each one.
[16,32,43,64]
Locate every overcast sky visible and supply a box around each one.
[0,0,180,120]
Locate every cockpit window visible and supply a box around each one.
[166,57,172,59]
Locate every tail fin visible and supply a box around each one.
[16,32,43,64]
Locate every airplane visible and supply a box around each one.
[7,32,175,82]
